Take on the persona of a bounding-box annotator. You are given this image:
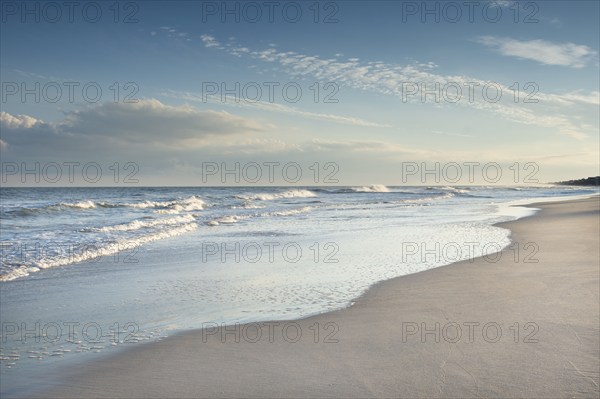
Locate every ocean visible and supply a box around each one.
[0,185,597,395]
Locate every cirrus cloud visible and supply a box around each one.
[476,36,598,68]
[199,34,597,140]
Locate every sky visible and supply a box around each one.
[1,0,599,186]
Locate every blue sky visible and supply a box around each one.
[1,0,598,185]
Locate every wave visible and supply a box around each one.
[5,201,99,217]
[261,206,313,217]
[428,186,470,194]
[60,200,97,209]
[87,215,196,233]
[126,196,206,213]
[8,196,207,216]
[314,185,393,194]
[206,215,250,226]
[398,192,455,204]
[0,223,198,282]
[236,189,316,201]
[206,205,314,226]
[351,185,390,193]
[230,202,266,210]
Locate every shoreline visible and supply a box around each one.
[29,196,600,397]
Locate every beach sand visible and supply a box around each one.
[36,197,600,398]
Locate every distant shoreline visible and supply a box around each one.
[555,176,600,186]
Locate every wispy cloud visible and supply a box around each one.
[200,34,222,48]
[199,34,597,140]
[13,69,74,82]
[302,139,434,157]
[150,26,191,41]
[476,36,598,68]
[162,90,392,128]
[431,130,473,138]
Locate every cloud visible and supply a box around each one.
[302,139,434,157]
[0,112,45,129]
[163,90,391,128]
[150,26,192,41]
[554,91,600,105]
[198,34,597,140]
[3,105,596,185]
[58,99,263,144]
[431,130,473,138]
[1,99,266,151]
[0,106,426,160]
[476,36,598,68]
[200,34,222,48]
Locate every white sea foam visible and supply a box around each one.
[32,197,207,214]
[125,200,171,209]
[494,193,599,220]
[206,215,250,226]
[231,202,266,209]
[0,265,39,282]
[261,206,313,217]
[94,215,196,232]
[398,192,455,204]
[237,189,316,201]
[437,186,470,194]
[125,196,206,213]
[352,185,390,193]
[60,200,97,209]
[0,223,198,281]
[154,209,181,214]
[217,215,247,224]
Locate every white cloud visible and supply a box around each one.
[0,106,427,159]
[0,112,44,129]
[62,99,263,143]
[476,36,598,68]
[199,35,597,140]
[554,91,600,105]
[431,130,473,138]
[302,139,434,157]
[200,34,221,48]
[163,90,391,128]
[1,99,265,149]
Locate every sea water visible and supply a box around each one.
[0,185,597,396]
